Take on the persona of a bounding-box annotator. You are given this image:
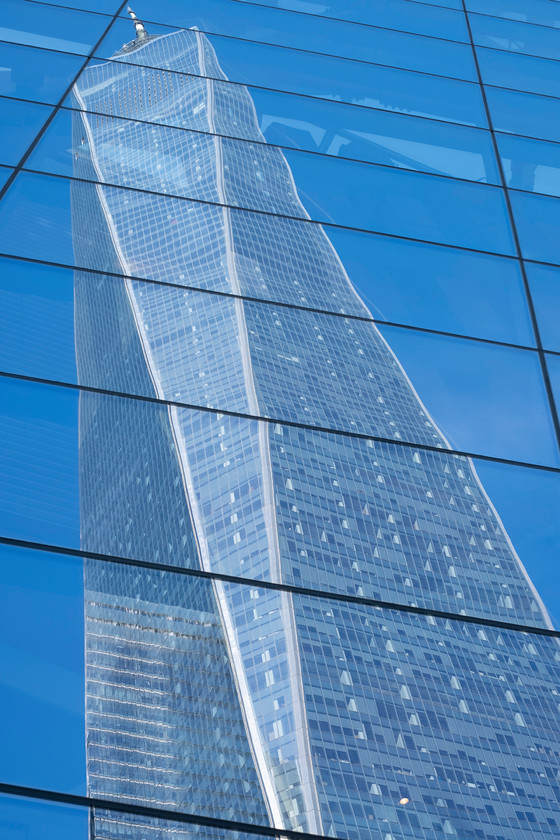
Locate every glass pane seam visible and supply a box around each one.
[2,369,559,473]
[1,536,559,638]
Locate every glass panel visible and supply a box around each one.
[0,166,13,190]
[0,795,88,840]
[0,0,109,54]
[327,233,534,344]
[93,28,487,127]
[377,324,559,465]
[498,132,560,196]
[0,41,85,105]
[105,0,476,80]
[0,546,86,793]
[0,251,536,414]
[546,353,560,435]
[0,97,51,166]
[2,548,560,839]
[526,262,560,352]
[485,85,560,143]
[2,375,560,624]
[478,44,560,98]
[0,171,516,286]
[510,189,560,264]
[155,0,470,41]
[44,0,119,10]
[467,0,560,28]
[470,12,560,61]
[61,69,497,180]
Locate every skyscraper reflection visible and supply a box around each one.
[71,15,560,840]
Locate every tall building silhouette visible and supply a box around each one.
[71,16,560,840]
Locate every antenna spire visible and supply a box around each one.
[127,7,149,42]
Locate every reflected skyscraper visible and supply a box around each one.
[71,15,560,840]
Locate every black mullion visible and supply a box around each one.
[2,535,559,637]
[0,0,130,207]
[2,368,560,474]
[460,0,560,457]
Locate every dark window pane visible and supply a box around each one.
[526,262,560,352]
[471,12,560,61]
[106,0,476,79]
[93,29,487,126]
[0,795,88,840]
[497,132,560,196]
[0,0,109,53]
[486,85,560,143]
[467,0,560,29]
[0,97,51,166]
[0,42,85,104]
[510,189,560,264]
[377,324,559,465]
[478,44,560,97]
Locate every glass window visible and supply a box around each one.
[102,0,477,80]
[0,98,51,166]
[0,795,88,840]
[510,189,560,264]
[497,132,560,196]
[0,171,516,281]
[546,353,560,433]
[377,324,559,465]
[0,546,86,793]
[0,166,13,190]
[478,44,560,98]
[470,12,560,62]
[31,105,500,190]
[62,70,496,179]
[467,0,560,29]
[0,0,109,54]
[153,0,470,41]
[326,232,534,344]
[485,85,560,143]
[0,251,534,418]
[93,30,487,127]
[0,41,85,105]
[526,262,560,352]
[39,98,499,184]
[2,376,560,622]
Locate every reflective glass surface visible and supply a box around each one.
[498,132,560,196]
[478,44,560,98]
[377,324,558,465]
[485,85,560,143]
[510,189,560,264]
[93,30,487,127]
[0,98,51,166]
[0,41,86,104]
[1,376,560,624]
[467,0,560,28]
[105,0,478,79]
[0,256,538,420]
[0,795,88,840]
[471,12,560,61]
[197,0,469,40]
[526,263,560,352]
[0,0,108,54]
[2,545,560,838]
[32,102,501,185]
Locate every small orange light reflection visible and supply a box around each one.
[399,798,409,805]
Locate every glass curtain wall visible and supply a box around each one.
[1,2,560,840]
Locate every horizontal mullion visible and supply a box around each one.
[0,249,541,352]
[2,535,559,637]
[2,368,559,475]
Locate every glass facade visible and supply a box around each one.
[1,3,560,840]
